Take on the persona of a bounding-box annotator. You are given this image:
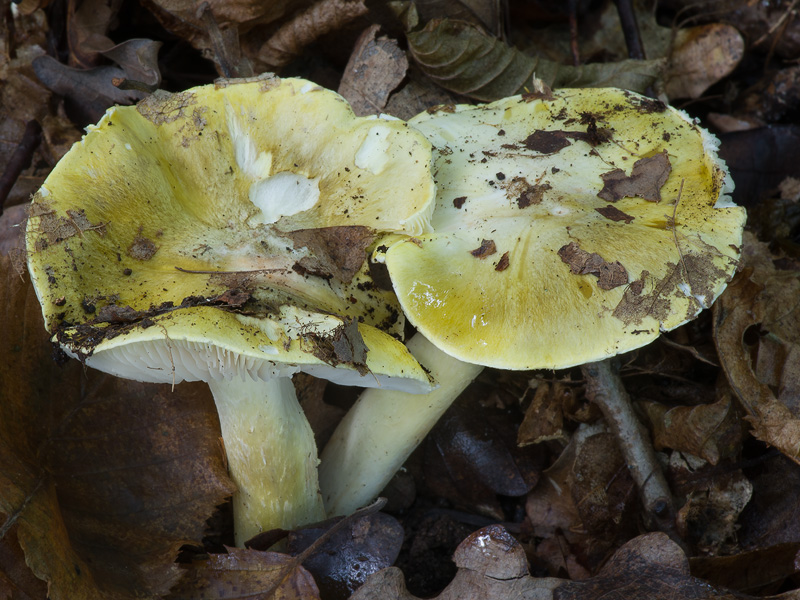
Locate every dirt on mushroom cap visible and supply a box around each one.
[384,87,745,370]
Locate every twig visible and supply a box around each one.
[614,0,646,60]
[0,120,42,216]
[581,360,680,539]
[568,0,580,66]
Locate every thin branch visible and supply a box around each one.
[0,120,42,216]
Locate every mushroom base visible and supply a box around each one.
[209,377,325,546]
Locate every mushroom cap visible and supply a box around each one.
[383,88,746,370]
[27,75,435,391]
[61,305,432,392]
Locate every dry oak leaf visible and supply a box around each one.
[714,233,800,464]
[338,25,409,117]
[664,24,744,100]
[354,529,795,600]
[0,255,235,599]
[167,547,320,600]
[350,524,562,600]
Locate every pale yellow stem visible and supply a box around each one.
[209,377,325,546]
[319,333,483,517]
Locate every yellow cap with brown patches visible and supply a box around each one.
[384,88,745,370]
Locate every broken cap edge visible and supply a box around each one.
[58,306,434,394]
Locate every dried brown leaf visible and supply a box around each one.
[338,25,409,117]
[351,525,562,600]
[67,0,122,67]
[0,256,235,599]
[526,425,637,576]
[257,0,368,69]
[167,547,320,600]
[642,393,745,465]
[140,0,296,50]
[356,529,767,600]
[517,381,569,446]
[738,454,800,548]
[691,543,800,596]
[664,24,744,100]
[383,66,461,121]
[100,39,163,87]
[714,233,800,463]
[0,523,49,600]
[286,226,376,283]
[32,56,142,123]
[670,454,752,554]
[557,242,629,291]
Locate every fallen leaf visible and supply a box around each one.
[287,512,404,600]
[286,226,376,283]
[257,0,368,69]
[424,391,542,518]
[32,56,142,124]
[664,24,744,99]
[407,18,664,101]
[691,543,800,596]
[469,239,496,258]
[552,533,726,600]
[100,38,163,87]
[670,453,752,554]
[168,547,320,599]
[0,256,235,599]
[411,0,505,37]
[670,0,800,60]
[338,25,409,117]
[517,381,570,446]
[738,454,800,548]
[642,392,745,465]
[383,66,462,121]
[142,0,297,51]
[714,233,800,463]
[351,525,562,600]
[0,522,49,600]
[67,0,122,67]
[526,424,637,576]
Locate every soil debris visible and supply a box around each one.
[595,205,635,223]
[470,239,497,259]
[598,151,672,203]
[558,242,628,290]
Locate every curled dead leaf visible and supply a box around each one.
[714,233,800,463]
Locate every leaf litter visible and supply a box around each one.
[5,0,800,599]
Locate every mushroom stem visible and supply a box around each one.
[319,333,483,517]
[581,359,677,535]
[208,376,325,546]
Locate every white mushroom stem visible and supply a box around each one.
[581,360,677,534]
[208,376,325,546]
[318,333,483,517]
